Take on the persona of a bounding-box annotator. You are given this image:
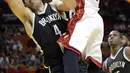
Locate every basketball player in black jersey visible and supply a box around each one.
[103,30,130,73]
[4,0,76,73]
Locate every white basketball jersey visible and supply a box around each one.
[84,0,100,13]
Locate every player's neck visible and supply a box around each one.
[111,45,122,56]
[35,3,45,14]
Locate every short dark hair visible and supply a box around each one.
[121,33,129,39]
[112,30,122,39]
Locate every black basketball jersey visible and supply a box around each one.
[31,3,67,66]
[106,47,130,73]
[32,3,67,46]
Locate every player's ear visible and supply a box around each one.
[120,38,123,45]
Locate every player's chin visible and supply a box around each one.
[108,42,113,46]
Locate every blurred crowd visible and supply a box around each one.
[100,0,130,22]
[99,0,130,38]
[0,25,45,73]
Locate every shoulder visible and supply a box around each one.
[123,46,130,61]
[102,58,109,72]
[23,7,34,26]
[24,7,34,19]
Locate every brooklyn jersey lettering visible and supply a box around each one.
[39,13,61,26]
[106,47,130,73]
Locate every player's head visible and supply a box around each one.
[108,30,122,47]
[22,0,43,12]
[121,33,129,46]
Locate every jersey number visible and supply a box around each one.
[53,24,62,36]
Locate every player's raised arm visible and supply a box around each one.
[51,0,76,11]
[4,0,34,37]
[4,0,32,24]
